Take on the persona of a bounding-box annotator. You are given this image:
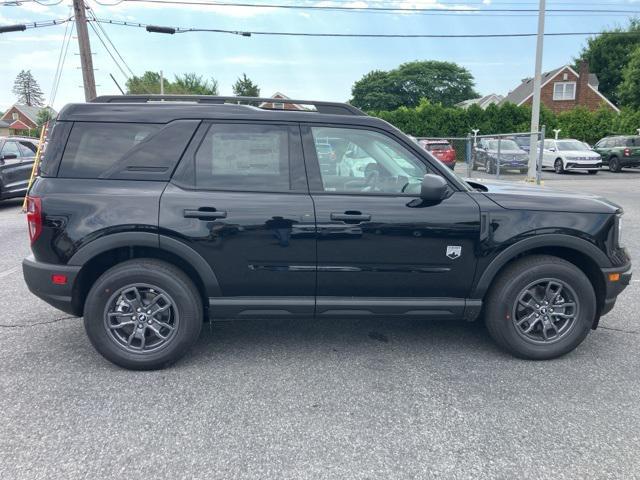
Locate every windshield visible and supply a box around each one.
[488,139,520,150]
[557,140,590,151]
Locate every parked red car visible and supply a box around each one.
[418,139,456,169]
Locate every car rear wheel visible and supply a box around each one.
[484,255,595,360]
[554,158,564,174]
[84,259,203,370]
[609,156,621,173]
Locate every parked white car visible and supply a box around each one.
[541,139,602,174]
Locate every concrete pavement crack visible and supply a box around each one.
[599,326,639,335]
[0,315,77,328]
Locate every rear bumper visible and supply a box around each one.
[22,255,81,316]
[600,263,632,316]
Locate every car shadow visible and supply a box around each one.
[182,316,508,366]
[0,198,24,211]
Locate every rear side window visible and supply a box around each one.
[59,122,161,178]
[195,124,291,191]
[626,137,640,147]
[1,141,20,157]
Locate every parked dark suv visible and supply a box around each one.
[22,95,631,370]
[0,135,39,201]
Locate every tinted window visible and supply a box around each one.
[625,137,640,147]
[195,124,290,192]
[59,122,161,178]
[311,127,428,195]
[1,141,21,157]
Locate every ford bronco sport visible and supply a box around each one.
[22,95,631,370]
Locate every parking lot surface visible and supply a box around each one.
[1,169,639,479]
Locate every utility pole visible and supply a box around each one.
[160,70,164,94]
[527,0,545,182]
[73,0,96,101]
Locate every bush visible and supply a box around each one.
[371,101,639,144]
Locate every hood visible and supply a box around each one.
[561,150,601,159]
[464,178,621,214]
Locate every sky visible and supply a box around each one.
[1,0,639,112]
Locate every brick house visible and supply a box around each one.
[0,104,56,136]
[259,92,306,111]
[501,62,619,114]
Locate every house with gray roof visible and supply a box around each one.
[500,62,619,114]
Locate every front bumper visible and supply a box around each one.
[22,255,81,316]
[600,263,632,317]
[565,162,602,170]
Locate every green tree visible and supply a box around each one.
[35,107,55,127]
[12,70,45,106]
[232,73,260,97]
[618,44,640,109]
[351,61,478,110]
[126,71,219,95]
[172,73,218,95]
[575,19,640,107]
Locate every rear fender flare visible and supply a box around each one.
[68,232,221,297]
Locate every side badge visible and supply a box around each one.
[446,246,462,260]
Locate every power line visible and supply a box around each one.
[86,3,135,77]
[49,15,74,106]
[94,17,640,38]
[91,0,640,15]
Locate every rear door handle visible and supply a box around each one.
[184,208,227,220]
[330,212,371,223]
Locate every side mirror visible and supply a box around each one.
[420,174,449,202]
[548,147,556,152]
[0,153,17,161]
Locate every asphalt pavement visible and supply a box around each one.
[1,169,639,479]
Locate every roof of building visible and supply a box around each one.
[501,65,599,106]
[1,104,57,124]
[456,94,504,109]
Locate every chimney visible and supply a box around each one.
[576,61,590,104]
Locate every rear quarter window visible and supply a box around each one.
[58,120,199,180]
[59,123,161,178]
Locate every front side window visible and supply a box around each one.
[19,141,37,156]
[195,124,291,192]
[311,127,428,195]
[553,82,576,100]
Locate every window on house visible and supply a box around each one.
[273,102,285,110]
[12,112,19,120]
[553,82,576,101]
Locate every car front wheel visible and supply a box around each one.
[84,259,203,370]
[554,158,565,174]
[484,255,595,360]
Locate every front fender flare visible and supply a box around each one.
[471,234,611,298]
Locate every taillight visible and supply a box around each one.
[26,196,42,244]
[623,148,631,157]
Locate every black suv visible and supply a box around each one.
[22,95,631,370]
[0,135,39,201]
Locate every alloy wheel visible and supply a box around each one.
[511,278,579,344]
[103,283,179,353]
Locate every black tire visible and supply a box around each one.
[554,158,564,174]
[609,156,621,173]
[588,170,598,175]
[84,259,203,370]
[486,159,496,174]
[484,255,596,360]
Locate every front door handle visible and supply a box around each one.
[330,211,371,223]
[184,208,227,220]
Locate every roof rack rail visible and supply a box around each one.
[90,95,366,116]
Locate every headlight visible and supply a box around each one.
[616,214,623,247]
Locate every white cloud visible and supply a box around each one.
[221,55,311,66]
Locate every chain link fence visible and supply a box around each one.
[416,129,545,184]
